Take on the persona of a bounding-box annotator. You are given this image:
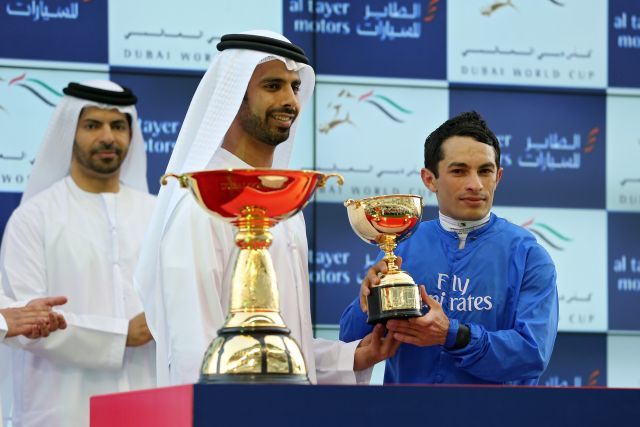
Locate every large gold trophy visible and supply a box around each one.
[344,195,423,324]
[162,169,343,383]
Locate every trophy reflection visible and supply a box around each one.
[161,169,343,383]
[344,195,423,324]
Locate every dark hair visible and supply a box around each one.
[423,111,500,177]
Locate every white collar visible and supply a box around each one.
[64,175,126,197]
[439,211,490,237]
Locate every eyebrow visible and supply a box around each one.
[446,162,469,168]
[478,162,496,169]
[81,118,128,125]
[446,161,496,169]
[261,77,301,85]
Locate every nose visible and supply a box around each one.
[465,172,483,192]
[98,125,116,144]
[280,85,299,111]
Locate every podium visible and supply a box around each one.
[91,383,640,426]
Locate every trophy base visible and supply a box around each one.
[367,283,422,325]
[199,328,309,384]
[199,373,310,384]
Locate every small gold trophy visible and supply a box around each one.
[162,169,343,383]
[344,195,423,324]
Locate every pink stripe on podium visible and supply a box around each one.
[91,385,193,427]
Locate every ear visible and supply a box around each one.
[495,167,504,187]
[420,168,438,193]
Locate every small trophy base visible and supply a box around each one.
[367,283,422,325]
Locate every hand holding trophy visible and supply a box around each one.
[344,195,423,324]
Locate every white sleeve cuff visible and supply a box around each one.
[0,314,8,341]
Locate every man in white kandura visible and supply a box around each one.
[135,29,399,387]
[1,80,156,426]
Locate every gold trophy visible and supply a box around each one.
[161,169,343,383]
[344,195,423,324]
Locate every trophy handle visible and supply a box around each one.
[318,173,344,188]
[160,173,189,188]
[343,198,362,208]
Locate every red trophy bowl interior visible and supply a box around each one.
[169,169,332,224]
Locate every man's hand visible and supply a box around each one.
[360,256,403,312]
[2,296,68,338]
[25,296,68,338]
[126,313,153,347]
[386,286,450,347]
[353,323,401,371]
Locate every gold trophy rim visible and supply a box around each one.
[344,193,424,207]
[184,167,335,173]
[162,167,343,184]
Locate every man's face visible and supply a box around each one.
[236,60,301,146]
[72,106,131,176]
[421,136,503,221]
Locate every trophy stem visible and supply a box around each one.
[379,234,400,274]
[200,206,309,383]
[224,208,286,329]
[235,207,274,249]
[222,247,287,329]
